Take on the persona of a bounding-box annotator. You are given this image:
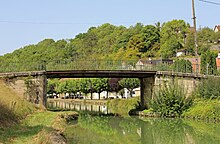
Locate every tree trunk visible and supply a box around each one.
[98,93,101,100]
[90,92,93,100]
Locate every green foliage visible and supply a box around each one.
[119,78,140,97]
[0,20,219,72]
[159,19,189,58]
[160,36,181,58]
[196,77,220,99]
[200,51,217,75]
[0,80,36,128]
[92,78,109,99]
[150,80,193,117]
[197,27,215,44]
[173,59,192,73]
[183,99,220,121]
[47,79,59,94]
[108,97,140,116]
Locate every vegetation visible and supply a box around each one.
[118,78,140,97]
[108,97,140,116]
[200,50,217,75]
[182,77,220,121]
[47,78,139,99]
[196,77,220,99]
[149,80,193,117]
[173,59,193,73]
[0,80,36,128]
[183,99,220,121]
[0,19,220,73]
[0,111,73,143]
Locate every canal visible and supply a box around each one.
[48,101,220,144]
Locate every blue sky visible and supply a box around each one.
[0,0,219,55]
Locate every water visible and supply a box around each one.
[48,101,220,144]
[47,100,111,114]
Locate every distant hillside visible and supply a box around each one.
[0,20,219,69]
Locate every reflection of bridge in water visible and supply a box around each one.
[47,101,111,114]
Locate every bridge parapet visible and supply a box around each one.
[156,71,208,79]
[0,71,46,78]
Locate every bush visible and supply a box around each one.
[173,59,192,73]
[183,99,220,121]
[196,77,220,99]
[150,81,193,117]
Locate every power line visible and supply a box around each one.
[0,20,103,25]
[199,0,220,6]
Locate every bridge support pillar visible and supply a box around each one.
[140,76,155,109]
[37,75,47,109]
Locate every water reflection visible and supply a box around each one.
[64,114,220,144]
[47,101,110,114]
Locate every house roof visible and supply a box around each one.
[137,59,173,65]
[184,58,201,65]
[214,25,220,32]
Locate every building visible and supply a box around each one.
[214,25,220,33]
[184,58,200,73]
[176,49,187,57]
[216,52,220,70]
[136,59,173,70]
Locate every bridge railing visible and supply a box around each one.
[0,59,207,75]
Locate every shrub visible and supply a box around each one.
[150,81,193,117]
[196,77,220,99]
[183,99,220,121]
[173,59,192,73]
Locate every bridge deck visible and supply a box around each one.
[46,70,157,78]
[0,70,214,79]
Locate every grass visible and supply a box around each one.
[182,99,220,121]
[0,111,74,144]
[0,80,36,128]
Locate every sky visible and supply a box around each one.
[0,0,219,55]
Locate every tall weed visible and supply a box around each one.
[196,77,220,99]
[150,80,192,117]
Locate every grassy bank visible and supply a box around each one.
[0,80,36,128]
[0,111,76,144]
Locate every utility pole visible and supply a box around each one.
[192,0,199,73]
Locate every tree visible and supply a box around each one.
[173,59,192,73]
[66,79,80,96]
[127,25,160,56]
[160,20,189,58]
[93,78,109,99]
[79,79,91,99]
[119,78,140,97]
[184,31,195,55]
[108,78,123,94]
[197,27,214,44]
[160,36,181,58]
[56,81,68,96]
[200,50,217,75]
[47,79,59,95]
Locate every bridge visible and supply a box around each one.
[0,60,206,109]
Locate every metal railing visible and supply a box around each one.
[0,59,210,75]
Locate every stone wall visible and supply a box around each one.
[1,75,47,108]
[154,75,200,97]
